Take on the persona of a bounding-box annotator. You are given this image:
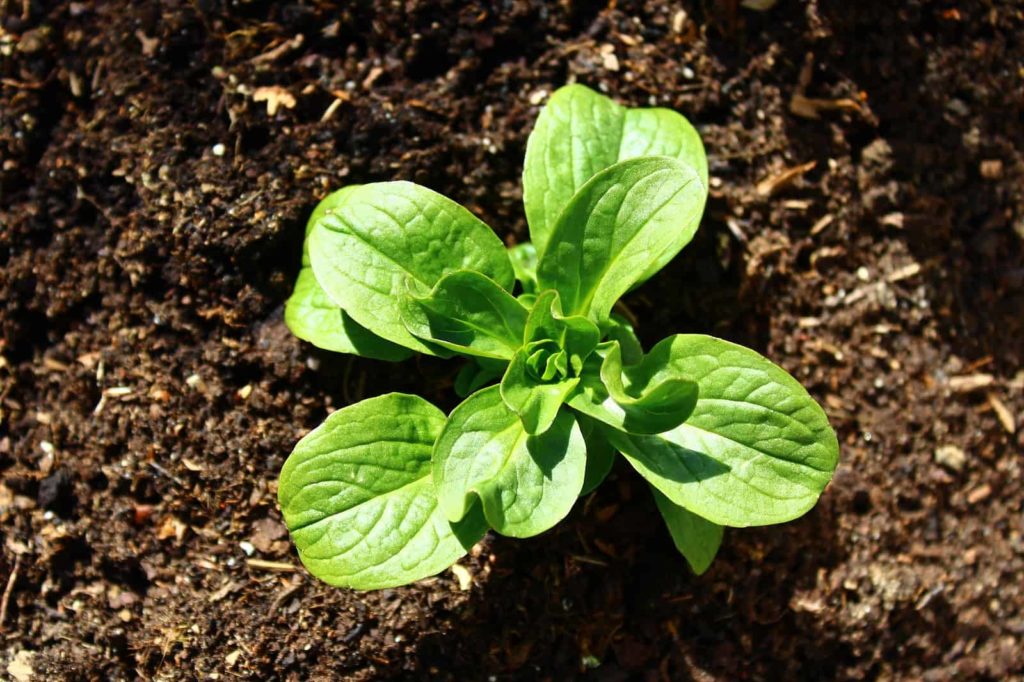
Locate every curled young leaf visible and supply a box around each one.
[603,335,840,527]
[651,486,723,575]
[309,182,514,355]
[524,83,708,254]
[278,393,488,590]
[500,290,600,434]
[501,342,580,435]
[535,157,707,325]
[433,386,587,538]
[568,339,699,436]
[399,269,528,360]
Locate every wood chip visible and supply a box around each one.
[361,66,383,90]
[321,97,343,122]
[249,34,304,65]
[790,94,861,120]
[810,214,834,235]
[987,393,1016,433]
[756,160,817,197]
[966,484,991,504]
[42,357,70,372]
[880,212,905,228]
[246,558,298,572]
[886,262,921,283]
[948,374,995,393]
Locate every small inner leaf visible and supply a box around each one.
[500,291,600,434]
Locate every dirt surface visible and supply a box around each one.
[2,1,1023,679]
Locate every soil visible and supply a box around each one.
[2,1,1023,680]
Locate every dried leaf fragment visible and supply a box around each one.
[252,86,296,116]
[756,161,817,197]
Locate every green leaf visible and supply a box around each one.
[523,83,708,254]
[606,313,644,366]
[433,386,587,538]
[453,357,506,398]
[309,182,514,355]
[599,338,699,434]
[524,290,601,373]
[568,338,699,435]
[501,342,580,435]
[602,335,840,527]
[579,415,616,496]
[500,291,601,434]
[278,393,488,589]
[399,270,528,360]
[285,187,412,361]
[651,487,722,575]
[509,242,539,294]
[285,269,414,361]
[535,157,706,325]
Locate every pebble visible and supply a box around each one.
[212,143,226,157]
[934,445,966,472]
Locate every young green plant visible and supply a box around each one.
[279,84,839,589]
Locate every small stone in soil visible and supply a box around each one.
[38,469,76,516]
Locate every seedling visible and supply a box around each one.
[279,84,839,589]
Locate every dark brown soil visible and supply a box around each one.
[3,1,1023,680]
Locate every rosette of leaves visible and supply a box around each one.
[279,84,839,589]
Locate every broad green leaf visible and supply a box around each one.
[651,487,723,575]
[433,386,587,538]
[285,187,411,361]
[285,269,414,361]
[523,83,707,254]
[501,342,580,435]
[309,182,514,354]
[535,157,706,324]
[602,335,840,527]
[278,394,488,589]
[509,242,539,294]
[579,415,616,496]
[399,270,528,360]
